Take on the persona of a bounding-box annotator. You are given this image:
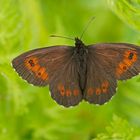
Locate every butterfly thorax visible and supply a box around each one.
[74,37,88,91]
[74,37,87,54]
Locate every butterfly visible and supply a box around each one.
[12,37,140,107]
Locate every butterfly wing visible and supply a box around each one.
[84,43,140,105]
[12,46,71,86]
[12,46,82,107]
[49,54,82,107]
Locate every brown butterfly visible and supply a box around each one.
[12,37,140,107]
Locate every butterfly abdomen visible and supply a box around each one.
[78,51,88,91]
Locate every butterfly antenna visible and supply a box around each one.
[50,35,74,41]
[80,17,95,40]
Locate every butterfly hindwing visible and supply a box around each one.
[84,43,140,105]
[49,54,82,107]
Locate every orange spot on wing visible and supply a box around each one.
[124,50,137,60]
[124,50,137,64]
[32,64,40,72]
[25,57,38,70]
[58,84,65,96]
[116,62,128,77]
[123,59,132,67]
[116,50,138,78]
[101,81,109,93]
[36,67,46,76]
[87,88,94,95]
[42,72,49,80]
[60,89,65,96]
[66,89,71,96]
[96,88,101,95]
[119,62,128,71]
[35,67,48,80]
[24,57,49,80]
[73,89,79,96]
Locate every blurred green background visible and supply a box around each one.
[0,0,140,139]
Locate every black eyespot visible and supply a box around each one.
[128,52,134,60]
[29,60,35,67]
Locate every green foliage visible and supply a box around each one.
[108,0,140,31]
[94,115,139,140]
[0,0,140,140]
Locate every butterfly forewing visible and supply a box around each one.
[12,46,72,86]
[84,43,140,105]
[113,43,140,80]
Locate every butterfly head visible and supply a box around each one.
[75,37,85,48]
